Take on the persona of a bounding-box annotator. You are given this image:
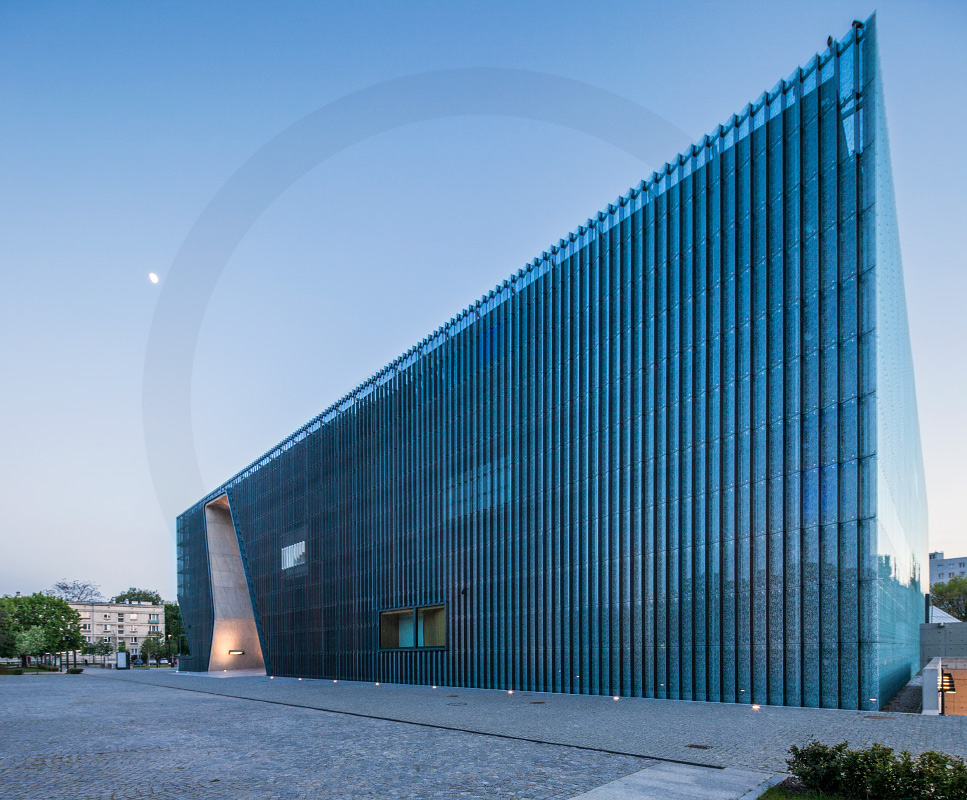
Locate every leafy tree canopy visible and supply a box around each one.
[0,603,16,659]
[15,626,47,658]
[140,634,169,664]
[47,579,104,603]
[3,593,83,652]
[112,587,162,605]
[165,602,184,641]
[932,575,967,621]
[83,639,115,657]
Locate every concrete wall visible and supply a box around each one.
[920,622,967,667]
[923,658,941,715]
[205,496,265,672]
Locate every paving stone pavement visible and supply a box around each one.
[0,673,649,800]
[98,668,967,771]
[4,669,966,799]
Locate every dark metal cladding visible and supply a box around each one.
[178,14,927,710]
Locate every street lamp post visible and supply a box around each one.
[167,634,171,666]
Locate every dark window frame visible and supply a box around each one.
[378,605,447,651]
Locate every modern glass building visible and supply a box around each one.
[178,15,927,709]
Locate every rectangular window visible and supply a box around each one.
[379,606,446,649]
[417,605,445,647]
[379,609,415,649]
[281,541,307,570]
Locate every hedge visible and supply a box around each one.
[788,740,967,799]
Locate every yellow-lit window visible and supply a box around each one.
[417,605,445,647]
[379,609,414,649]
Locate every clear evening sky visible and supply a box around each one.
[2,1,964,600]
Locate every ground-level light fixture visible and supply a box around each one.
[613,696,619,701]
[228,650,244,655]
[751,704,761,710]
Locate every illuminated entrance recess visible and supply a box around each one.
[204,495,265,672]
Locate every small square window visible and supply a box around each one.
[379,609,415,649]
[282,541,307,570]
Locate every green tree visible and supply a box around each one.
[112,587,162,604]
[141,634,165,665]
[0,602,15,659]
[84,639,115,667]
[932,576,967,621]
[15,626,47,667]
[4,593,83,654]
[164,602,185,652]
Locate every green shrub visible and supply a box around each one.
[788,741,850,795]
[10,668,24,675]
[66,667,83,674]
[788,740,967,800]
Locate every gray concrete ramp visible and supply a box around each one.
[569,763,783,800]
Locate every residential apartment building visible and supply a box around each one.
[70,600,165,657]
[930,552,967,588]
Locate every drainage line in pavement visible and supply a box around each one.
[96,675,726,770]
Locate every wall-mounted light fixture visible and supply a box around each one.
[229,650,244,655]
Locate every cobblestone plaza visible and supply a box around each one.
[3,672,967,799]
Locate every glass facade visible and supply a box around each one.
[178,14,926,709]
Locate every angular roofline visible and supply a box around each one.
[184,14,873,515]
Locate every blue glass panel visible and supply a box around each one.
[173,17,922,710]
